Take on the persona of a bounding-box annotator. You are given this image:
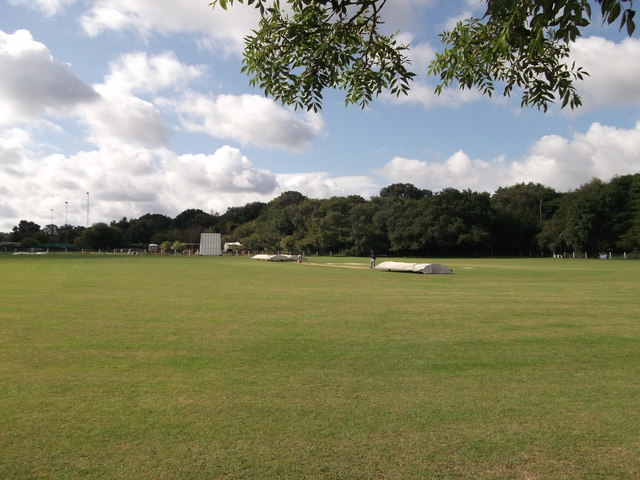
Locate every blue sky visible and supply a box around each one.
[1,0,639,232]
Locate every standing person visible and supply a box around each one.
[297,254,302,263]
[370,251,376,269]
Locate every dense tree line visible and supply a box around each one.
[3,174,639,256]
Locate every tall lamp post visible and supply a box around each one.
[86,192,90,227]
[65,201,68,226]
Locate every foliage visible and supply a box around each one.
[19,237,40,249]
[220,201,266,234]
[211,0,636,111]
[558,176,640,252]
[617,174,640,250]
[77,222,125,250]
[125,214,174,245]
[172,240,187,253]
[7,175,640,257]
[379,182,429,200]
[428,0,636,110]
[211,0,414,111]
[491,183,561,254]
[173,209,218,230]
[10,220,44,242]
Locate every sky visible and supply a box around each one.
[1,0,640,233]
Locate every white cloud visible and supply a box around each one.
[375,150,503,191]
[80,91,171,148]
[441,9,475,31]
[276,172,380,199]
[80,0,259,54]
[75,51,210,149]
[0,139,280,230]
[390,79,484,108]
[571,36,640,109]
[159,146,278,196]
[375,121,640,192]
[0,134,372,232]
[0,33,203,149]
[8,0,76,16]
[102,52,206,96]
[0,128,31,181]
[165,92,326,152]
[0,29,98,123]
[513,122,640,189]
[381,0,437,33]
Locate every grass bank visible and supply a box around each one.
[1,254,638,479]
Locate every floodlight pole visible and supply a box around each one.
[51,208,53,225]
[65,201,68,226]
[86,192,90,227]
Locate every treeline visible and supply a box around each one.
[3,174,639,256]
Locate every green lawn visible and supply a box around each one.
[1,254,639,479]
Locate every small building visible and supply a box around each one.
[148,243,159,253]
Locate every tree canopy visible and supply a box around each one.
[210,0,636,111]
[5,175,640,256]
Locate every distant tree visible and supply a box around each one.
[155,229,183,245]
[55,224,82,244]
[220,202,267,234]
[20,237,40,249]
[372,194,413,254]
[349,200,389,255]
[279,234,297,253]
[537,196,571,254]
[178,225,202,243]
[290,199,324,254]
[548,176,639,255]
[172,240,187,253]
[171,209,213,243]
[126,214,173,244]
[260,191,309,241]
[42,224,59,239]
[10,220,42,242]
[379,183,429,200]
[173,209,218,230]
[78,223,125,250]
[272,191,307,207]
[616,175,640,252]
[536,175,639,255]
[418,188,494,256]
[110,217,131,231]
[491,183,559,255]
[607,174,640,252]
[314,196,366,254]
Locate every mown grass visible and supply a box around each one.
[1,254,639,479]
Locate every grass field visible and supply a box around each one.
[1,254,639,479]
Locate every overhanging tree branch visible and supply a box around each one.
[210,0,636,111]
